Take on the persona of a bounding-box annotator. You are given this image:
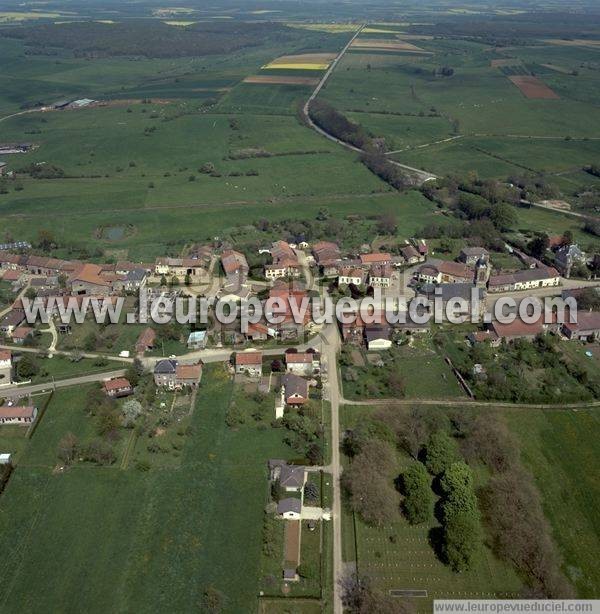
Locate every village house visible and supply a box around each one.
[459,247,489,266]
[365,324,392,350]
[221,249,249,285]
[69,263,112,296]
[153,359,178,389]
[244,321,273,342]
[360,252,392,267]
[175,363,203,388]
[0,350,12,386]
[285,349,319,376]
[562,311,600,341]
[235,351,263,377]
[368,264,393,288]
[281,373,309,406]
[120,268,148,292]
[487,266,561,293]
[488,318,546,343]
[337,266,365,287]
[265,241,301,280]
[103,377,134,398]
[277,498,302,520]
[155,257,204,280]
[312,241,341,276]
[11,326,34,345]
[468,330,500,347]
[278,464,307,492]
[554,244,586,278]
[416,259,473,284]
[0,405,37,425]
[0,310,25,337]
[135,327,156,354]
[0,251,26,271]
[400,244,423,265]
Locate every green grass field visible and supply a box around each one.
[340,404,523,612]
[505,408,600,598]
[0,369,312,612]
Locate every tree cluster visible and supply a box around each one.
[342,439,399,527]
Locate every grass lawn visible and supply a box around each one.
[505,408,600,597]
[341,336,465,400]
[0,366,331,612]
[20,353,123,385]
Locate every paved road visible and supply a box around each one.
[320,323,344,614]
[1,369,126,398]
[301,25,436,186]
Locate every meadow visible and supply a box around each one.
[0,368,310,612]
[340,402,600,609]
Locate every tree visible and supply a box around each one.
[304,481,319,504]
[424,430,459,475]
[200,586,226,613]
[83,332,98,351]
[439,462,479,523]
[184,273,191,286]
[57,432,78,464]
[37,229,56,251]
[377,213,398,235]
[442,512,482,572]
[343,440,398,527]
[17,355,39,379]
[125,358,144,387]
[341,573,415,614]
[160,275,167,287]
[490,203,517,231]
[528,234,550,259]
[401,463,433,524]
[122,399,143,427]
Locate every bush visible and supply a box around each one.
[424,430,459,475]
[401,463,433,524]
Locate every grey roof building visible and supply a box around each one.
[277,498,302,516]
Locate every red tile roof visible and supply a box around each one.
[0,406,35,419]
[236,351,263,365]
[360,253,391,265]
[176,364,202,380]
[103,378,132,392]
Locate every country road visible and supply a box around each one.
[0,369,126,399]
[341,397,600,410]
[301,25,437,185]
[321,323,344,614]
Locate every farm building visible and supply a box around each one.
[103,377,133,399]
[0,406,37,425]
[235,351,263,377]
[277,498,302,520]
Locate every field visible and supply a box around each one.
[341,402,600,608]
[322,32,600,201]
[341,336,465,400]
[0,368,311,612]
[505,408,600,597]
[340,404,523,612]
[508,76,560,100]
